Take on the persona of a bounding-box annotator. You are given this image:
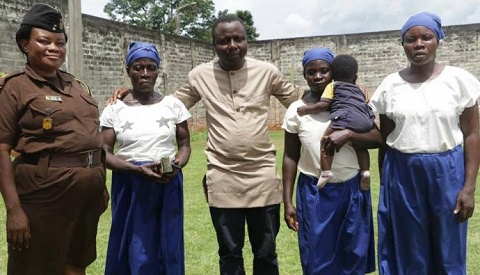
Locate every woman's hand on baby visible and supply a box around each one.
[322,129,352,156]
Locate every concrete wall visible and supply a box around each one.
[2,0,480,130]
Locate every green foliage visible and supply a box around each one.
[217,9,259,41]
[102,1,260,42]
[104,0,216,41]
[0,72,6,78]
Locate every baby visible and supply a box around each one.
[297,54,375,190]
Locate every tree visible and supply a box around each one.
[217,9,259,41]
[104,0,216,41]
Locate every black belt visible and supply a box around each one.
[22,149,103,168]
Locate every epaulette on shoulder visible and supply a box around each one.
[75,78,92,96]
[57,69,92,96]
[0,71,25,93]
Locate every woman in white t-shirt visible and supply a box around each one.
[100,42,191,275]
[282,47,382,274]
[369,12,480,275]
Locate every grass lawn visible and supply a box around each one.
[1,130,480,274]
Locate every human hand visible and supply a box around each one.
[6,207,31,250]
[139,161,179,183]
[454,187,475,223]
[139,163,168,183]
[322,129,352,156]
[297,106,308,117]
[357,83,369,102]
[104,87,131,106]
[284,203,299,232]
[171,159,183,171]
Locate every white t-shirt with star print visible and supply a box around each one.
[100,95,191,162]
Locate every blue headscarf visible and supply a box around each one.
[126,42,161,68]
[401,12,445,42]
[302,47,335,67]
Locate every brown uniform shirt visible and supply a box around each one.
[176,57,303,208]
[0,65,103,198]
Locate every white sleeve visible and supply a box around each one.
[170,96,191,124]
[456,68,480,110]
[369,79,389,115]
[99,104,114,128]
[282,101,300,134]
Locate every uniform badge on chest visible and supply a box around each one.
[43,117,53,130]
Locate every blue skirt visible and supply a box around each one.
[105,161,184,275]
[378,146,467,275]
[296,172,375,274]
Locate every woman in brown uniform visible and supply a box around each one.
[0,4,108,275]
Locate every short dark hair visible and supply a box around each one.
[211,14,246,42]
[331,54,358,82]
[15,25,32,54]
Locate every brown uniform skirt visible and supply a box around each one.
[8,159,106,275]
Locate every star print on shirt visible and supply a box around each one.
[121,121,134,132]
[156,119,169,128]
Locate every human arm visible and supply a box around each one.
[377,114,395,177]
[157,120,192,182]
[271,68,304,108]
[357,83,369,102]
[130,119,193,183]
[0,143,31,250]
[297,99,331,116]
[104,87,131,106]
[322,124,383,157]
[454,103,480,222]
[101,127,166,182]
[282,131,301,232]
[174,80,202,109]
[173,120,191,168]
[297,82,334,115]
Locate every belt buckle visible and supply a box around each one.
[86,151,94,168]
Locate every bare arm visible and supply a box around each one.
[282,131,301,232]
[101,127,165,182]
[173,120,191,168]
[297,99,332,116]
[104,87,131,106]
[102,127,141,173]
[149,120,191,182]
[357,83,369,102]
[454,103,480,222]
[0,143,31,250]
[347,125,383,148]
[322,124,383,157]
[377,114,395,177]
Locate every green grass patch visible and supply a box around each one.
[1,130,480,274]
